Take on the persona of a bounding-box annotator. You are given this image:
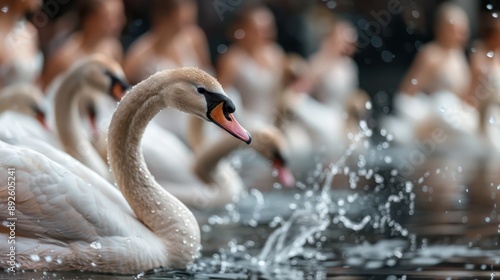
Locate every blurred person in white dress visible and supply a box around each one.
[124,0,211,143]
[389,2,477,144]
[41,0,125,88]
[0,0,42,87]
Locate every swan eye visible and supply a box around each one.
[197,87,207,94]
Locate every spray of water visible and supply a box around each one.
[256,120,415,264]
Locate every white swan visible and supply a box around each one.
[47,55,128,182]
[0,83,53,139]
[0,67,251,273]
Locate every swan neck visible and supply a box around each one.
[53,73,112,181]
[107,73,200,264]
[193,134,244,182]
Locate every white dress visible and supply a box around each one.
[131,39,201,143]
[231,49,282,128]
[311,56,359,110]
[387,48,477,144]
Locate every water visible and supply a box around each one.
[3,129,500,279]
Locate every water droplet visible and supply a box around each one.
[487,51,495,58]
[384,156,392,164]
[381,50,394,63]
[412,10,420,18]
[217,44,228,54]
[326,0,336,9]
[182,239,187,245]
[489,116,496,124]
[371,36,383,48]
[44,255,53,262]
[411,78,418,85]
[493,12,499,18]
[201,224,211,232]
[1,6,8,13]
[151,209,156,214]
[56,258,63,264]
[439,106,447,112]
[487,4,493,10]
[90,240,102,249]
[91,262,96,267]
[234,29,245,39]
[365,101,372,110]
[30,254,40,262]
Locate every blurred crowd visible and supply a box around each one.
[2,0,500,209]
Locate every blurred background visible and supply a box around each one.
[18,0,488,119]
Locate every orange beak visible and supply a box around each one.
[272,159,295,187]
[105,70,129,101]
[208,102,251,144]
[111,82,126,101]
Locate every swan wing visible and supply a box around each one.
[0,141,138,244]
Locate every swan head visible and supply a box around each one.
[164,67,252,144]
[0,84,48,129]
[75,54,129,102]
[252,126,295,187]
[71,55,130,134]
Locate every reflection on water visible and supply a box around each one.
[3,130,500,279]
[2,195,499,279]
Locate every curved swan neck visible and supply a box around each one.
[53,70,112,181]
[193,133,247,183]
[107,72,200,264]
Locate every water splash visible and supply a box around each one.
[257,172,333,263]
[90,240,102,249]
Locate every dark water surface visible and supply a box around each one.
[1,191,499,279]
[2,144,500,279]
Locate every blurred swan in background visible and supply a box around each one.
[0,67,251,273]
[0,56,127,183]
[43,55,128,182]
[0,84,52,143]
[171,117,293,208]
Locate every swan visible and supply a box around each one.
[0,85,133,196]
[0,84,55,144]
[0,83,46,126]
[0,67,251,273]
[46,55,128,181]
